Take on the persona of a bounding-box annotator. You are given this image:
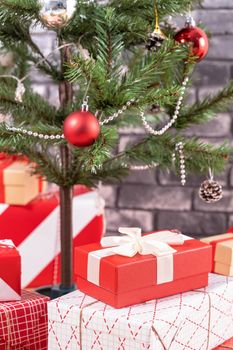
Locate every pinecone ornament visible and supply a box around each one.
[199,180,223,204]
[146,30,165,52]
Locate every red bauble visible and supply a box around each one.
[64,110,100,147]
[174,26,209,61]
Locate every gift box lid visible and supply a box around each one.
[48,274,233,350]
[0,290,49,347]
[202,233,233,265]
[3,161,35,185]
[75,233,212,294]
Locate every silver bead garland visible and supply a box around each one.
[5,125,64,140]
[172,142,186,186]
[140,77,189,136]
[99,98,138,126]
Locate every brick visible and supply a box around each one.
[194,61,230,86]
[30,24,50,34]
[99,185,118,207]
[202,0,233,8]
[118,185,192,210]
[229,166,233,187]
[195,10,233,34]
[105,208,154,232]
[183,113,232,137]
[207,36,233,59]
[31,84,49,99]
[227,215,233,229]
[119,126,145,135]
[184,88,197,105]
[118,135,144,152]
[157,211,227,237]
[197,86,232,105]
[125,169,157,184]
[158,171,228,187]
[194,189,233,212]
[31,33,56,56]
[30,68,53,84]
[48,84,60,107]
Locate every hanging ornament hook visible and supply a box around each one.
[153,0,164,36]
[154,0,160,33]
[81,96,89,112]
[185,5,196,28]
[208,167,214,182]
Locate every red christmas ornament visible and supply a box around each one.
[175,18,209,61]
[64,110,100,147]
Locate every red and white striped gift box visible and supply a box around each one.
[0,290,49,350]
[48,274,233,350]
[0,240,21,302]
[0,186,105,289]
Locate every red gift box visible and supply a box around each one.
[0,185,105,288]
[75,229,212,308]
[0,290,49,350]
[215,337,233,349]
[0,240,21,302]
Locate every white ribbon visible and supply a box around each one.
[0,239,15,249]
[87,228,185,286]
[101,227,184,257]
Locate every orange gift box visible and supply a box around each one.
[75,230,212,308]
[201,233,233,276]
[0,154,46,205]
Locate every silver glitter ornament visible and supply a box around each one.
[39,0,76,29]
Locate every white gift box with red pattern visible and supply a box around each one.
[48,274,233,350]
[0,186,105,288]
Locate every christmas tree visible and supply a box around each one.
[0,0,232,295]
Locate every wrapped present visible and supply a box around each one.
[75,227,212,308]
[0,240,21,302]
[0,153,46,205]
[0,290,49,349]
[48,274,233,350]
[215,337,233,349]
[0,186,105,289]
[201,234,233,276]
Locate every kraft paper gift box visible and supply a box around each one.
[75,228,212,308]
[0,185,105,288]
[48,274,233,350]
[0,155,46,205]
[0,290,49,350]
[0,240,21,302]
[201,233,233,276]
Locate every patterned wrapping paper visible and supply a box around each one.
[48,274,233,350]
[0,290,49,350]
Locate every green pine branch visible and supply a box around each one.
[0,81,57,124]
[176,81,233,129]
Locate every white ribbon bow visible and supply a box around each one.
[101,227,184,258]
